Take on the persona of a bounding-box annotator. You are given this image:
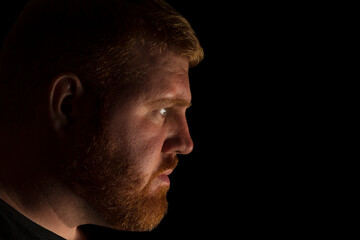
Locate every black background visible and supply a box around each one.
[0,1,241,236]
[0,0,344,238]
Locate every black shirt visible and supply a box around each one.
[0,198,149,239]
[0,198,65,240]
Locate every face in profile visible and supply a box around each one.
[61,51,194,231]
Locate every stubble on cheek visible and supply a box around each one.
[61,129,174,231]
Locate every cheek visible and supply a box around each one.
[127,124,166,172]
[107,114,167,175]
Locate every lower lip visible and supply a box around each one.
[158,174,170,185]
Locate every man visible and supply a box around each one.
[0,0,203,239]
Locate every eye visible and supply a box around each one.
[159,108,167,117]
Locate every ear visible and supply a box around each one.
[48,73,84,137]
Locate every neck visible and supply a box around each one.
[0,174,110,240]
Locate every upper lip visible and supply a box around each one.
[161,169,174,176]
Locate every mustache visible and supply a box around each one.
[154,155,179,176]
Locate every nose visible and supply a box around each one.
[162,117,194,155]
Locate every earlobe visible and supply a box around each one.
[48,73,83,135]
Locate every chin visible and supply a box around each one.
[97,185,169,232]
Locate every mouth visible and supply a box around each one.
[157,169,174,186]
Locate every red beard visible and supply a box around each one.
[60,126,178,231]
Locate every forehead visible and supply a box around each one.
[141,51,191,101]
[105,51,191,114]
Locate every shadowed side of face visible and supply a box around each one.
[62,50,193,231]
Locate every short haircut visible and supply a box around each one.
[0,0,203,118]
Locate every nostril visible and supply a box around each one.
[162,135,193,155]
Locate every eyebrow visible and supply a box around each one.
[146,98,192,109]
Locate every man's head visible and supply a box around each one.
[0,0,203,232]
